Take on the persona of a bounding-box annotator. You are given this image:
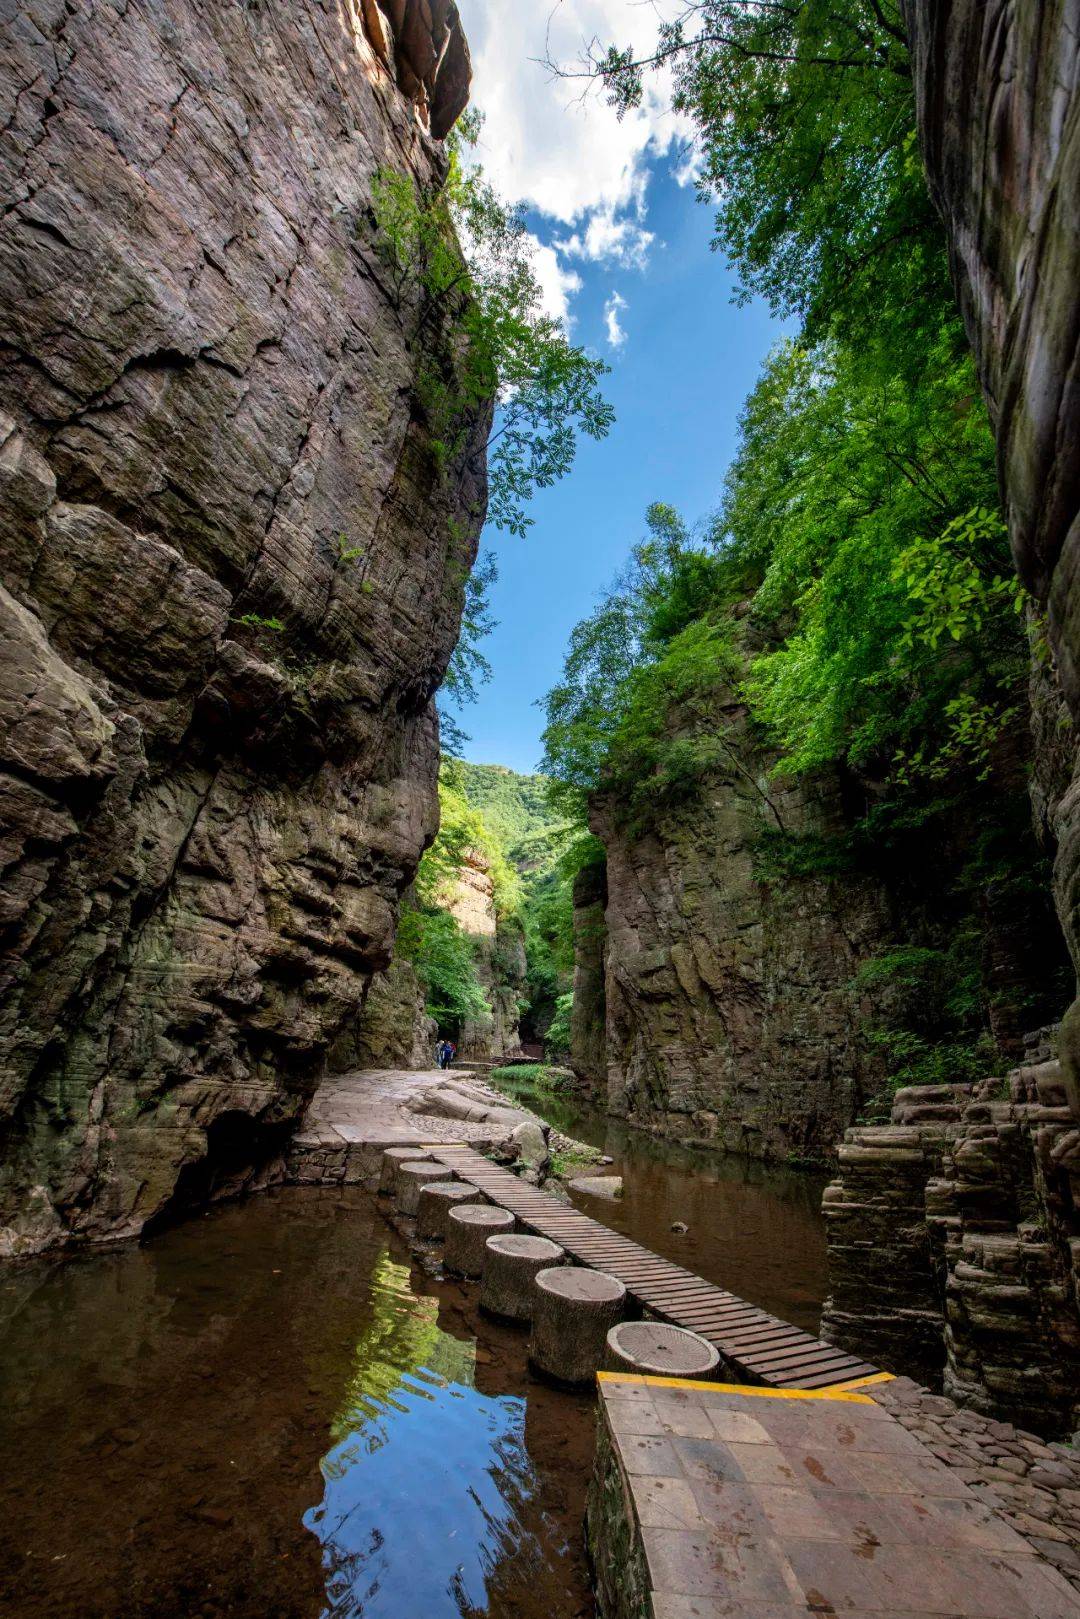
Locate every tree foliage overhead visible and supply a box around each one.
[538,0,1069,1089]
[577,0,934,352]
[372,112,614,539]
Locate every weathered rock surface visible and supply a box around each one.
[446,843,526,1059]
[569,858,607,1088]
[823,1032,1080,1437]
[0,0,486,1254]
[903,1,1080,1116]
[587,730,896,1160]
[345,956,437,1070]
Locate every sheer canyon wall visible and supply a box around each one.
[0,0,485,1254]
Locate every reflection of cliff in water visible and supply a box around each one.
[0,1187,594,1619]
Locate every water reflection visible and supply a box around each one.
[490,1073,829,1333]
[0,1190,593,1619]
[307,1252,577,1618]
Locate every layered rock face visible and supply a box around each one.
[447,846,525,1060]
[0,0,486,1254]
[822,1031,1080,1437]
[569,860,607,1089]
[902,1,1080,1110]
[585,733,895,1162]
[338,957,437,1071]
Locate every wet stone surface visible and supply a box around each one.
[872,1376,1080,1598]
[589,1378,1080,1619]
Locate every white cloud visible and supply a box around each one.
[556,207,655,269]
[455,1,697,315]
[529,236,583,327]
[604,290,628,349]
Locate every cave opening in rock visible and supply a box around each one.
[143,1110,294,1238]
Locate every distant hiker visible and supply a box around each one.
[435,1040,445,1069]
[447,1040,457,1066]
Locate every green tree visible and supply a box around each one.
[372,114,614,539]
[559,1,937,357]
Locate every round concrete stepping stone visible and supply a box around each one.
[379,1146,429,1194]
[604,1321,720,1380]
[480,1234,566,1323]
[444,1204,515,1277]
[529,1266,626,1387]
[393,1160,443,1217]
[416,1181,483,1240]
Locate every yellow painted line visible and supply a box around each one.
[597,1372,875,1404]
[822,1371,895,1393]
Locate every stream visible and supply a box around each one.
[488,1070,829,1335]
[0,1095,827,1619]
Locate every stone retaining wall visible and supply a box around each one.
[822,1033,1080,1437]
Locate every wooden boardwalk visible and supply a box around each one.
[426,1144,879,1391]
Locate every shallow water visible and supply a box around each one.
[0,1187,595,1619]
[489,1074,829,1334]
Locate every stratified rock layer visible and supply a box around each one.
[903,1,1080,1112]
[822,1033,1080,1437]
[588,737,895,1161]
[0,0,487,1254]
[569,859,607,1089]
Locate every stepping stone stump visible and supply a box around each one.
[444,1205,515,1278]
[379,1146,429,1194]
[416,1181,483,1241]
[480,1235,566,1323]
[604,1321,720,1380]
[394,1160,443,1217]
[529,1267,626,1387]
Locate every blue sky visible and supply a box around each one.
[450,2,786,775]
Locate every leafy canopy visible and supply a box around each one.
[570,1,938,357]
[372,112,614,539]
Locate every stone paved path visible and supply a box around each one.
[287,1069,1080,1595]
[291,1066,525,1150]
[589,1376,1080,1619]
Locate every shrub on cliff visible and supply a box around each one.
[372,113,613,540]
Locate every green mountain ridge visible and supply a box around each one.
[452,760,570,872]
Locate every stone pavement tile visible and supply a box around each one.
[708,1408,774,1446]
[653,1387,708,1409]
[785,1539,1080,1618]
[724,1443,810,1489]
[804,1409,927,1457]
[618,1433,684,1478]
[641,1526,803,1606]
[772,1443,867,1494]
[840,1446,971,1498]
[903,1494,1033,1554]
[969,1555,1080,1619]
[652,1597,811,1619]
[781,1538,893,1612]
[632,1474,709,1531]
[686,1480,769,1541]
[750,1484,848,1543]
[605,1396,665,1436]
[658,1403,722,1440]
[600,1378,656,1402]
[673,1436,749,1485]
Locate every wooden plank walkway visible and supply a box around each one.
[427,1144,878,1391]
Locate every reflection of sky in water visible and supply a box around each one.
[304,1253,540,1618]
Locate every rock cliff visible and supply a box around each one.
[447,846,525,1060]
[902,0,1080,1111]
[581,712,897,1162]
[0,0,486,1254]
[822,1030,1080,1437]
